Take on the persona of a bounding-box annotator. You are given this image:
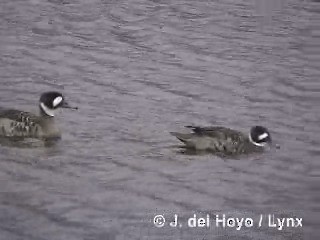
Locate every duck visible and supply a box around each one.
[170,125,272,155]
[0,91,77,139]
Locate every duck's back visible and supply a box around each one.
[198,126,247,153]
[176,126,260,154]
[187,126,245,142]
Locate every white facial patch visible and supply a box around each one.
[249,133,267,147]
[53,96,63,108]
[258,132,269,141]
[40,102,55,117]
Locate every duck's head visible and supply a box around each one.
[39,91,78,117]
[249,126,272,147]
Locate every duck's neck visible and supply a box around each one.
[248,133,265,147]
[38,107,61,138]
[39,104,55,118]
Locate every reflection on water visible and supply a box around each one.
[0,137,60,149]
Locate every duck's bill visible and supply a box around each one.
[61,101,78,110]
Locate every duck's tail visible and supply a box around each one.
[170,132,195,147]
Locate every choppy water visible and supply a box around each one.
[0,0,319,239]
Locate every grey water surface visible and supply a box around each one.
[0,0,319,239]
